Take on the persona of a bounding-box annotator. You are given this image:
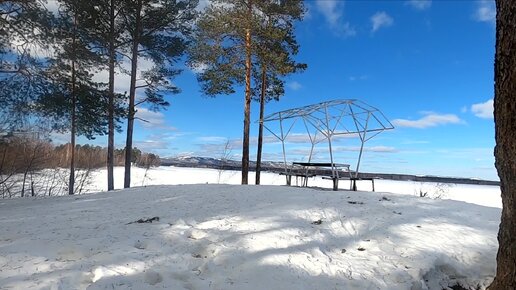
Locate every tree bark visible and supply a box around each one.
[241,0,252,185]
[489,1,516,289]
[124,0,142,189]
[255,63,266,185]
[68,13,77,196]
[106,0,116,191]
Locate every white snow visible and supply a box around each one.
[0,166,501,290]
[85,166,502,208]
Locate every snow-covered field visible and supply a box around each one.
[0,166,501,289]
[86,166,502,208]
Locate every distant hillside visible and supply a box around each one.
[161,156,500,186]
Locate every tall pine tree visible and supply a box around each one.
[190,0,305,184]
[84,0,128,191]
[252,0,306,184]
[190,0,258,184]
[36,0,115,194]
[122,0,197,188]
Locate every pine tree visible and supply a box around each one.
[189,0,259,184]
[0,1,53,130]
[190,1,306,184]
[84,0,128,191]
[0,1,52,74]
[35,0,119,194]
[122,0,197,188]
[252,0,306,184]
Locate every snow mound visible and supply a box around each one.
[0,184,499,289]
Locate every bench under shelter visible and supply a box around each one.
[261,99,394,191]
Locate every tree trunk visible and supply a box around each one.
[68,13,77,196]
[21,171,26,197]
[489,1,516,289]
[21,145,36,198]
[255,63,266,185]
[124,0,142,189]
[107,0,116,191]
[241,0,252,185]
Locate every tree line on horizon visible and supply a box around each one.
[0,0,306,192]
[0,137,160,198]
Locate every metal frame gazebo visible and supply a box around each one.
[262,99,394,181]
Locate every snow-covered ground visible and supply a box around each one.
[86,166,502,208]
[0,166,501,289]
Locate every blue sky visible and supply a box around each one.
[69,0,497,180]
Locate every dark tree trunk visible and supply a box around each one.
[21,171,26,197]
[124,0,142,189]
[241,0,252,185]
[255,64,266,185]
[69,76,76,195]
[21,146,37,198]
[107,0,116,191]
[489,1,516,289]
[68,14,77,196]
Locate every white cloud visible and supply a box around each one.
[92,69,131,94]
[193,133,362,158]
[316,0,343,26]
[278,133,315,144]
[335,145,398,153]
[315,0,356,37]
[44,0,60,14]
[287,81,302,91]
[474,1,496,23]
[264,133,356,144]
[392,112,463,128]
[340,22,357,37]
[405,0,432,10]
[134,140,170,152]
[290,145,397,156]
[368,146,398,153]
[135,107,176,130]
[49,131,70,144]
[146,132,181,142]
[134,132,185,155]
[304,3,313,20]
[471,99,494,119]
[196,142,239,157]
[189,62,208,74]
[371,11,394,32]
[197,136,229,143]
[92,57,156,94]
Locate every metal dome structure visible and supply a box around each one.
[262,99,394,179]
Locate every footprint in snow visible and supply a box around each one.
[57,246,84,261]
[144,270,163,285]
[134,240,147,250]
